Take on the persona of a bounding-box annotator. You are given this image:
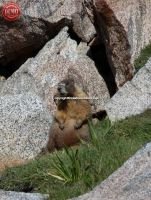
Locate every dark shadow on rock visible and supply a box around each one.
[87,42,117,97]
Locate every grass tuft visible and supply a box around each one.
[0,110,151,200]
[134,43,151,70]
[48,147,83,184]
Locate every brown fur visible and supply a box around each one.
[54,79,91,130]
[46,119,89,152]
[43,79,92,152]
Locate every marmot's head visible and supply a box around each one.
[57,78,75,96]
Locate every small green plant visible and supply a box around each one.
[47,119,111,184]
[134,43,151,70]
[88,120,100,150]
[48,147,82,184]
[88,118,111,150]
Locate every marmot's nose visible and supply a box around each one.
[58,83,65,92]
[57,85,62,92]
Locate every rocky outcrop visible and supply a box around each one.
[1,0,151,82]
[46,0,96,42]
[0,0,96,78]
[84,0,136,87]
[93,0,134,87]
[0,13,51,78]
[0,0,150,168]
[0,27,109,168]
[15,0,96,42]
[103,0,151,62]
[0,93,52,169]
[15,0,63,18]
[105,58,151,122]
[89,0,151,62]
[0,190,49,200]
[83,0,151,87]
[71,142,151,200]
[3,0,150,62]
[1,27,110,114]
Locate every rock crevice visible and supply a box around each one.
[85,0,134,87]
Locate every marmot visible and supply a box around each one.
[43,78,92,152]
[54,78,91,130]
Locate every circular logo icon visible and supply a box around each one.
[2,2,21,21]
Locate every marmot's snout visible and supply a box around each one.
[58,83,67,96]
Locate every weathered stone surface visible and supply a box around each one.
[0,27,109,168]
[47,0,96,42]
[16,0,63,18]
[0,190,49,200]
[0,76,5,93]
[71,142,151,200]
[84,0,134,87]
[105,58,151,122]
[0,93,52,166]
[0,0,95,74]
[1,0,150,85]
[0,14,52,77]
[85,0,151,86]
[97,0,151,62]
[10,0,96,42]
[1,27,110,113]
[94,0,134,87]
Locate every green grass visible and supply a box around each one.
[0,110,151,200]
[134,43,151,70]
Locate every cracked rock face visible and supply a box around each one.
[84,0,151,86]
[0,0,151,170]
[105,58,151,122]
[0,0,96,75]
[0,27,110,114]
[103,0,151,62]
[85,0,134,87]
[0,27,109,168]
[71,142,151,200]
[16,0,96,42]
[0,14,51,78]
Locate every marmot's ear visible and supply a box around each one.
[69,78,75,84]
[67,74,74,83]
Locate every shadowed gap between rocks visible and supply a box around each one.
[87,43,117,97]
[93,0,134,87]
[83,0,133,91]
[0,27,81,79]
[1,178,35,193]
[68,28,81,44]
[0,23,117,99]
[0,17,70,79]
[13,183,34,193]
[0,45,43,78]
[68,27,117,97]
[0,2,130,98]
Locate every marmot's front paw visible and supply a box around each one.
[74,120,82,129]
[59,124,64,130]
